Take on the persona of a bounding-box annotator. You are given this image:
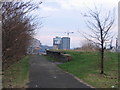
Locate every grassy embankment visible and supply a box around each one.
[46,50,118,88]
[3,56,30,88]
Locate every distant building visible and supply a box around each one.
[40,45,53,53]
[53,36,70,50]
[110,46,116,52]
[61,37,70,50]
[27,38,41,54]
[53,36,62,49]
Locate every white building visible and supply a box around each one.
[27,38,41,54]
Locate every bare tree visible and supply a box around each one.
[2,1,42,69]
[81,40,99,52]
[81,7,115,74]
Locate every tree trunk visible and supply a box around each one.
[100,44,104,74]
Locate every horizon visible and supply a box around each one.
[30,0,119,48]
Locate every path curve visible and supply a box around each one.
[27,55,94,88]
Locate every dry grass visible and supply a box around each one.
[3,56,29,88]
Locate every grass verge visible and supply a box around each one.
[3,55,29,88]
[46,50,118,88]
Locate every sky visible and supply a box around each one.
[31,0,119,48]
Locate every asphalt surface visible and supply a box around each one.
[27,55,92,88]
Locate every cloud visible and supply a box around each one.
[34,35,53,46]
[31,0,118,48]
[40,4,58,12]
[41,0,119,11]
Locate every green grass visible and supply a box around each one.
[45,55,59,62]
[45,55,66,63]
[48,50,118,88]
[3,56,30,88]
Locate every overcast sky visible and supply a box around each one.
[31,0,119,48]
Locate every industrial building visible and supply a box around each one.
[53,36,70,50]
[53,36,62,49]
[61,37,70,49]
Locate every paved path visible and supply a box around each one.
[27,55,93,88]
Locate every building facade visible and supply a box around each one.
[53,36,70,50]
[53,36,62,49]
[61,37,70,50]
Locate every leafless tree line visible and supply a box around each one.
[2,1,42,69]
[80,40,100,52]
